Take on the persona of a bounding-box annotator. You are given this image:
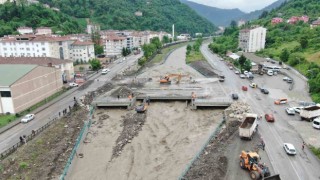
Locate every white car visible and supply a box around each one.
[285,107,295,115]
[240,74,246,79]
[283,77,290,81]
[244,71,249,75]
[235,70,240,74]
[283,143,296,155]
[69,82,79,87]
[101,68,110,75]
[292,107,304,114]
[21,114,35,123]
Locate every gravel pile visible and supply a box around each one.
[111,112,146,160]
[225,101,252,121]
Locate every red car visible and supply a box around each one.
[265,114,275,122]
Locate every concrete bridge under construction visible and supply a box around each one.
[93,95,232,110]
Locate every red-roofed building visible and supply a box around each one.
[0,35,95,62]
[70,40,95,62]
[271,17,283,25]
[288,16,309,24]
[311,19,320,29]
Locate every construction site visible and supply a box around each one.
[67,46,278,180]
[0,46,281,180]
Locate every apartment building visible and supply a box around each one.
[35,27,53,35]
[0,35,95,62]
[239,26,266,52]
[70,41,95,62]
[17,27,34,35]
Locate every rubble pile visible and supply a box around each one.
[0,106,87,179]
[81,82,114,105]
[184,119,242,180]
[189,61,218,77]
[111,112,146,160]
[225,101,251,121]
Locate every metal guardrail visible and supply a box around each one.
[60,106,94,180]
[0,115,60,160]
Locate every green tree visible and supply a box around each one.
[94,44,104,55]
[230,20,237,28]
[162,36,170,44]
[280,49,290,62]
[238,55,246,67]
[300,37,308,49]
[89,59,101,70]
[150,37,162,50]
[243,60,252,71]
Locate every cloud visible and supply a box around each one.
[188,0,278,13]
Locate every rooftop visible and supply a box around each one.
[0,64,37,87]
[0,57,72,66]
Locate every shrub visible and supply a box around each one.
[15,113,21,117]
[19,162,28,170]
[310,146,320,159]
[5,112,10,115]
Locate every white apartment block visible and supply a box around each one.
[0,35,94,62]
[86,24,100,34]
[70,41,95,62]
[239,26,266,52]
[17,27,33,35]
[104,35,127,56]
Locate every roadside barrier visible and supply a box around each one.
[178,117,226,180]
[59,105,94,180]
[0,115,60,160]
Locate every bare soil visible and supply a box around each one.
[0,106,87,180]
[183,120,241,180]
[189,61,219,77]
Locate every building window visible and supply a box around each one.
[41,42,45,45]
[42,48,45,51]
[59,41,62,45]
[0,91,11,97]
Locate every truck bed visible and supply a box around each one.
[240,117,256,128]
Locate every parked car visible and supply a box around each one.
[101,68,110,75]
[261,88,269,94]
[267,70,274,76]
[21,114,35,123]
[283,77,290,81]
[313,118,320,129]
[244,71,249,75]
[265,113,275,122]
[286,107,295,115]
[292,107,304,114]
[229,66,233,70]
[69,82,79,87]
[240,74,246,79]
[235,70,240,74]
[232,93,239,100]
[283,143,296,155]
[274,98,288,105]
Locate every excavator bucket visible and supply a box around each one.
[263,174,281,180]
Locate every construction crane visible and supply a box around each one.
[159,73,189,84]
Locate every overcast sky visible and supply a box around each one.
[188,0,278,13]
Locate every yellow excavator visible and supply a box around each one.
[159,73,189,84]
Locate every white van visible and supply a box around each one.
[267,70,273,76]
[313,118,320,129]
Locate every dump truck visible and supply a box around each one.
[239,151,281,180]
[239,113,258,139]
[300,105,320,121]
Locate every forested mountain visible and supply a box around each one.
[180,0,245,26]
[37,0,216,35]
[181,0,287,26]
[210,0,320,102]
[240,0,288,21]
[0,2,82,37]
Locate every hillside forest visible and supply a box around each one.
[209,0,320,102]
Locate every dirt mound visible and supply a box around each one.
[110,86,133,98]
[0,106,87,180]
[78,80,94,91]
[189,61,219,77]
[183,120,241,180]
[111,112,146,160]
[82,82,114,105]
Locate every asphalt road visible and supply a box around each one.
[201,43,320,180]
[0,54,142,154]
